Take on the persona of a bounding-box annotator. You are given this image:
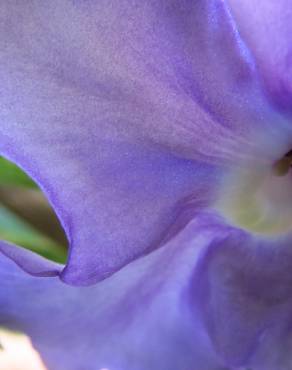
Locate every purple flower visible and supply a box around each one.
[1,1,292,369]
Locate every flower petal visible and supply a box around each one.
[194,219,292,367]
[0,240,62,277]
[1,1,290,284]
[0,220,225,370]
[227,0,292,111]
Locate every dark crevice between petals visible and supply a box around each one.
[273,149,292,176]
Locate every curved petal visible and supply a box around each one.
[193,219,292,368]
[248,328,292,370]
[0,220,226,370]
[227,0,292,111]
[0,240,62,277]
[1,0,291,284]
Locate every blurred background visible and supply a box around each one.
[0,156,68,263]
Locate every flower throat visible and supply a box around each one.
[216,150,292,236]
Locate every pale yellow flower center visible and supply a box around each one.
[216,152,292,235]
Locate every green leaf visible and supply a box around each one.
[0,157,37,188]
[0,205,67,263]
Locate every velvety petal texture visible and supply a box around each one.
[0,240,61,277]
[194,219,292,369]
[3,213,292,370]
[227,0,292,111]
[2,1,292,369]
[1,0,292,284]
[0,218,227,370]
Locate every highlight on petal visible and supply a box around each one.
[227,0,292,111]
[1,0,292,285]
[0,329,47,370]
